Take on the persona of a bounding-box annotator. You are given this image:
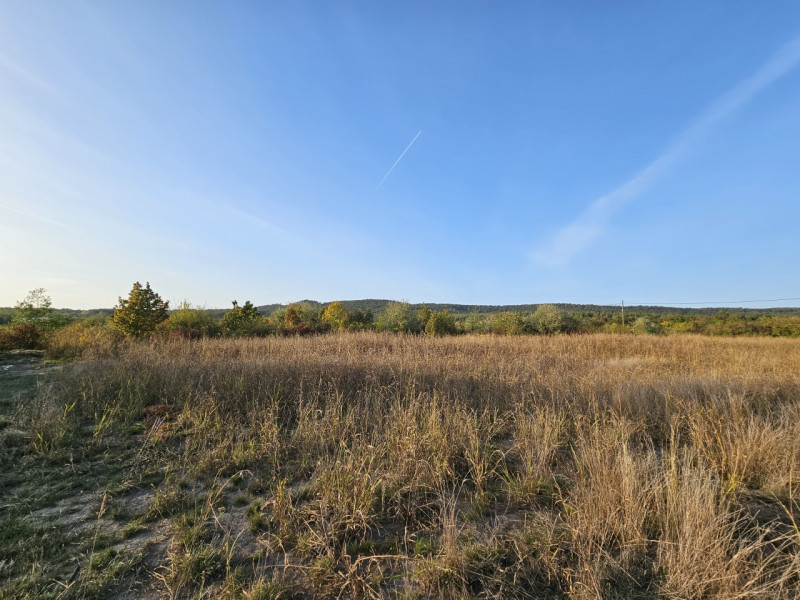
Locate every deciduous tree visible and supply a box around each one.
[284,305,302,328]
[321,301,350,331]
[425,310,456,336]
[531,304,562,335]
[376,301,421,333]
[13,288,57,329]
[221,300,263,336]
[417,305,432,330]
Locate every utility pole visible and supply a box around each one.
[621,300,625,327]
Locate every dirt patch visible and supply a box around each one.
[118,488,157,516]
[30,490,110,535]
[103,523,171,600]
[214,502,263,560]
[115,520,171,564]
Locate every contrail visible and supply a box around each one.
[531,33,800,268]
[375,129,422,190]
[0,201,78,232]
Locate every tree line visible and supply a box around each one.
[2,283,800,352]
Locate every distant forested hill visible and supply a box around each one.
[3,301,799,324]
[0,307,113,325]
[255,300,800,318]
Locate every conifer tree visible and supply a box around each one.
[112,282,169,337]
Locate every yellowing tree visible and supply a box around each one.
[321,301,349,331]
[284,305,302,328]
[112,282,169,337]
[425,310,456,336]
[417,305,432,329]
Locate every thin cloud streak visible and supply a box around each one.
[0,53,58,94]
[375,129,422,190]
[0,201,79,232]
[532,34,800,268]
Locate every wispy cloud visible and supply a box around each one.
[532,34,800,268]
[375,129,422,190]
[0,52,57,94]
[0,201,78,232]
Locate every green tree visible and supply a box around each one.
[349,309,365,330]
[531,304,562,335]
[491,312,523,336]
[222,300,263,336]
[297,302,323,328]
[632,316,664,335]
[463,312,489,334]
[376,301,421,333]
[13,288,60,329]
[112,282,169,337]
[347,308,375,330]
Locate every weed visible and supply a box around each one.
[243,577,291,600]
[413,535,438,557]
[247,501,264,533]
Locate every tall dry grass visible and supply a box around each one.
[28,332,800,598]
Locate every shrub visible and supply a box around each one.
[45,319,126,360]
[490,312,523,335]
[162,303,219,338]
[0,323,44,350]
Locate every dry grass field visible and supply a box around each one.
[2,332,799,598]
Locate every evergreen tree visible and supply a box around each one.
[112,282,169,337]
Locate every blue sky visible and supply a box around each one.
[2,2,800,309]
